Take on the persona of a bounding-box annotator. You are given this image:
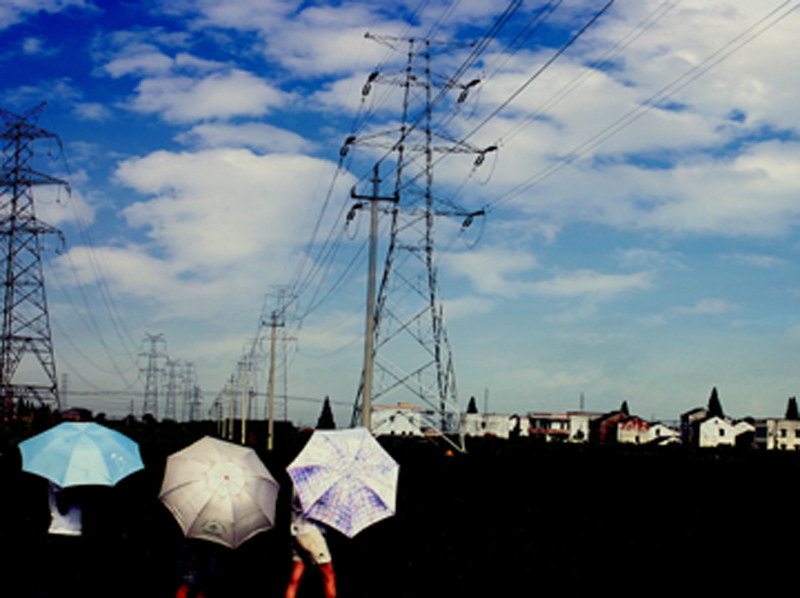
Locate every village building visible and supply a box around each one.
[696,416,754,448]
[591,410,629,443]
[371,402,424,437]
[647,423,680,444]
[753,418,800,450]
[680,407,709,445]
[616,416,651,444]
[528,412,592,442]
[462,413,529,439]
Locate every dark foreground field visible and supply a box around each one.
[1,419,793,597]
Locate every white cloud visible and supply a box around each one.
[441,295,497,320]
[442,247,540,297]
[530,269,652,298]
[104,49,225,78]
[128,69,292,123]
[723,253,789,269]
[72,148,354,320]
[0,0,88,31]
[73,102,113,121]
[22,37,54,55]
[167,0,300,30]
[115,148,336,266]
[668,298,736,317]
[176,122,316,153]
[616,248,685,270]
[104,50,175,78]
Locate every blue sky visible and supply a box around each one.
[3,0,800,425]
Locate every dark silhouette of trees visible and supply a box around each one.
[786,397,799,420]
[620,400,630,416]
[707,387,724,418]
[467,396,478,414]
[317,396,336,430]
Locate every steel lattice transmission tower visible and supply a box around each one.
[140,333,167,419]
[0,104,68,411]
[164,358,181,421]
[348,35,491,449]
[181,361,202,422]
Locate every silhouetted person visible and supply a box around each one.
[285,492,336,598]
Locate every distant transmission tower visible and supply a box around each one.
[0,104,68,412]
[140,333,167,419]
[163,358,181,421]
[348,35,492,450]
[181,361,201,422]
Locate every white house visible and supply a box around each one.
[616,416,651,444]
[697,416,754,448]
[647,423,680,444]
[528,412,591,442]
[461,413,527,439]
[754,418,800,450]
[371,402,424,437]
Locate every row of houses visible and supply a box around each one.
[369,392,800,450]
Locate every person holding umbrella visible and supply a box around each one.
[285,489,337,598]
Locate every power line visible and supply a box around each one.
[483,0,799,212]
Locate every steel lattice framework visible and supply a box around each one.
[0,104,67,411]
[348,36,491,449]
[140,332,167,419]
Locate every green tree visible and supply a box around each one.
[467,396,478,414]
[316,396,336,430]
[786,397,799,420]
[707,387,724,418]
[620,400,630,416]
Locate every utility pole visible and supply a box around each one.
[266,309,284,450]
[61,373,69,410]
[228,374,235,441]
[241,356,248,445]
[0,104,67,412]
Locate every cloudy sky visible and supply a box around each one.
[3,0,800,425]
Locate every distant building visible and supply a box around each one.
[371,402,423,437]
[617,416,651,444]
[754,418,800,450]
[696,416,754,448]
[591,410,630,443]
[528,412,570,442]
[61,407,93,422]
[647,423,680,445]
[680,407,709,445]
[462,413,528,439]
[528,412,593,442]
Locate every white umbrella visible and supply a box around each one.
[159,436,280,549]
[287,427,399,538]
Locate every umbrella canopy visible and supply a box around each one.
[159,436,280,549]
[287,427,399,538]
[19,422,144,487]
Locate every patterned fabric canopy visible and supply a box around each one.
[287,427,399,538]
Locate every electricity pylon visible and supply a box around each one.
[163,358,181,421]
[348,35,492,450]
[181,361,201,421]
[140,333,167,419]
[0,104,67,411]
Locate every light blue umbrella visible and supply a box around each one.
[19,422,144,487]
